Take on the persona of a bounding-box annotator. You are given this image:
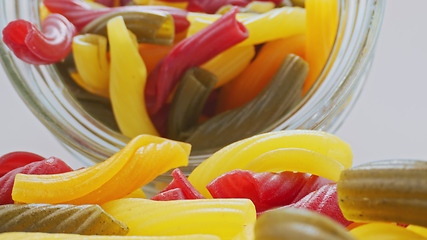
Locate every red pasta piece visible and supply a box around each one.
[0,151,45,177]
[43,0,190,33]
[186,0,250,13]
[157,168,204,200]
[95,0,132,7]
[151,188,186,201]
[207,170,310,213]
[289,183,352,227]
[291,175,334,204]
[144,7,248,132]
[0,157,73,205]
[2,13,76,65]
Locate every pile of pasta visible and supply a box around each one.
[1,130,427,239]
[2,0,339,153]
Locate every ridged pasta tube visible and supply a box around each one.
[0,204,128,235]
[102,198,256,239]
[12,135,190,204]
[107,16,159,137]
[255,208,355,240]
[337,159,427,227]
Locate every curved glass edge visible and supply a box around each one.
[0,0,385,171]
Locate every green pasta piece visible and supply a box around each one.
[291,0,306,8]
[168,67,217,141]
[185,54,309,153]
[255,208,355,240]
[337,159,427,227]
[0,204,129,235]
[81,10,174,45]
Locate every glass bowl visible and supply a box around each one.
[0,0,385,195]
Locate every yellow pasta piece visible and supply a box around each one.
[244,148,345,181]
[350,223,427,240]
[246,1,275,13]
[12,135,190,204]
[188,130,353,197]
[107,16,159,138]
[72,34,110,98]
[149,0,188,8]
[186,13,257,37]
[407,225,427,238]
[124,188,146,198]
[201,45,255,88]
[0,232,220,240]
[102,198,256,239]
[303,0,339,94]
[240,7,306,46]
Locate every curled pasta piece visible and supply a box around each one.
[2,13,76,65]
[107,16,159,137]
[72,34,110,98]
[101,198,256,239]
[188,130,353,197]
[12,135,191,204]
[244,148,345,182]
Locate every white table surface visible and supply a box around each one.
[1,1,426,169]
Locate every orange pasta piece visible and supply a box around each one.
[138,43,174,75]
[302,0,339,94]
[216,34,306,113]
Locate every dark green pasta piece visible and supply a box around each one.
[255,208,355,240]
[185,54,309,153]
[81,10,175,45]
[168,67,217,141]
[0,204,129,235]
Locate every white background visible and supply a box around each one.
[0,1,426,169]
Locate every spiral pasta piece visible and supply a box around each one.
[337,159,427,227]
[101,198,256,239]
[0,204,128,235]
[188,130,352,197]
[12,135,190,204]
[244,148,345,182]
[350,223,427,240]
[255,208,355,240]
